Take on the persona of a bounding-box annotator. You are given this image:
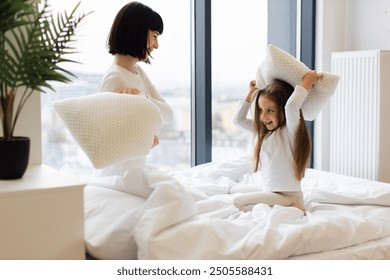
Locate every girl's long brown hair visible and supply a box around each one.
[252,79,311,180]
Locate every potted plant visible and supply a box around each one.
[0,0,89,179]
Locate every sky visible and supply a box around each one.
[49,0,268,86]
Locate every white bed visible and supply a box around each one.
[84,156,390,260]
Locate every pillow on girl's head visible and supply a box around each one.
[54,92,163,169]
[256,44,340,121]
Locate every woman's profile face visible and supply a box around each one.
[146,30,160,59]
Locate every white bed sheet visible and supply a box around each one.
[287,235,390,260]
[84,156,390,260]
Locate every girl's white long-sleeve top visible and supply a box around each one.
[233,85,308,192]
[98,64,173,124]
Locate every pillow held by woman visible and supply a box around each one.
[54,92,163,169]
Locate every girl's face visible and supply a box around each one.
[257,96,280,131]
[146,30,160,57]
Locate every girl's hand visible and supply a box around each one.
[249,80,257,91]
[301,70,323,91]
[115,88,140,94]
[245,80,258,102]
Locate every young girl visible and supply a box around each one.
[232,71,322,214]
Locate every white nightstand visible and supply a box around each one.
[0,164,86,260]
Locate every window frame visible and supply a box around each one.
[191,0,212,166]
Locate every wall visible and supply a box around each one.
[16,94,42,165]
[314,0,390,171]
[345,0,390,50]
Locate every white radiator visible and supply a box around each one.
[330,50,390,183]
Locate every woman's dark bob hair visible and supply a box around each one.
[107,1,163,63]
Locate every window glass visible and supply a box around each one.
[211,0,268,161]
[42,0,191,178]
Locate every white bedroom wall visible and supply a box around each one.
[11,94,42,165]
[314,0,390,171]
[344,0,390,51]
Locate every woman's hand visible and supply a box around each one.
[301,70,323,91]
[245,80,258,102]
[115,88,140,94]
[151,135,159,149]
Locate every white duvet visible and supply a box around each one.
[85,156,390,260]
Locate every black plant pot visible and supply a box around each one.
[0,137,30,180]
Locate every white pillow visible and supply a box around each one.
[256,44,340,121]
[53,92,163,169]
[84,186,146,259]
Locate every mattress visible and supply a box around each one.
[84,156,390,260]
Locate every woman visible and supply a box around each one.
[91,2,173,198]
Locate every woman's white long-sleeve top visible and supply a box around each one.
[98,64,173,124]
[233,85,308,192]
